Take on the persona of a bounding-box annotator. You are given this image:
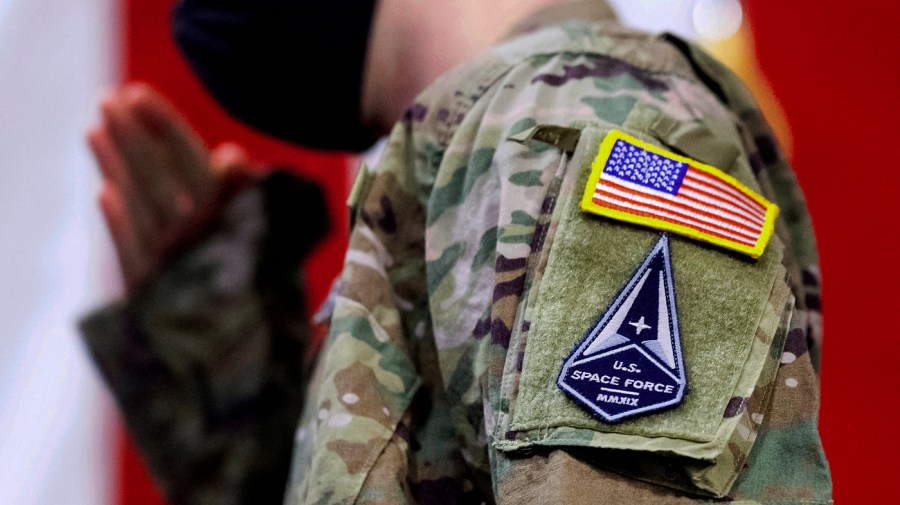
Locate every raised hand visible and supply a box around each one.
[88,83,251,293]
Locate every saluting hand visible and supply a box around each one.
[88,83,251,294]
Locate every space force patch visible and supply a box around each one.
[581,130,778,258]
[557,234,687,423]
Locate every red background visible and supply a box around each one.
[747,1,900,502]
[118,1,900,503]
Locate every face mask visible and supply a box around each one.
[173,0,379,152]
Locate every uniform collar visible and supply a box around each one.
[504,0,618,40]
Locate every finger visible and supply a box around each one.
[210,142,250,177]
[103,87,186,225]
[86,125,126,185]
[99,184,152,292]
[106,173,161,260]
[210,142,255,200]
[95,95,161,243]
[88,123,158,236]
[94,144,162,257]
[125,83,212,198]
[125,83,204,148]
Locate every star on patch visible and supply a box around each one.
[557,234,687,423]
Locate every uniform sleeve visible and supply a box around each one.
[80,172,327,505]
[710,98,832,503]
[483,34,831,503]
[284,131,429,505]
[664,34,824,371]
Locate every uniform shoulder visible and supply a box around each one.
[403,19,704,147]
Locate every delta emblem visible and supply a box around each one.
[557,234,687,423]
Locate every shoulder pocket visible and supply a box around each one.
[494,124,794,498]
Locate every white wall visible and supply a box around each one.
[607,0,744,42]
[0,0,117,503]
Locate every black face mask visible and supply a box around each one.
[173,0,378,152]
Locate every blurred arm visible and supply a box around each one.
[81,84,328,504]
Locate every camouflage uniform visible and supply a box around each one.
[83,2,832,504]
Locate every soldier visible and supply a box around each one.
[82,0,832,504]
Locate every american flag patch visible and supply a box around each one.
[581,130,778,258]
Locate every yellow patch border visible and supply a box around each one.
[580,130,778,259]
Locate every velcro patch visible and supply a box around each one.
[557,234,687,423]
[581,130,778,258]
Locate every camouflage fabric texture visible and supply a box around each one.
[81,173,326,505]
[83,3,831,504]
